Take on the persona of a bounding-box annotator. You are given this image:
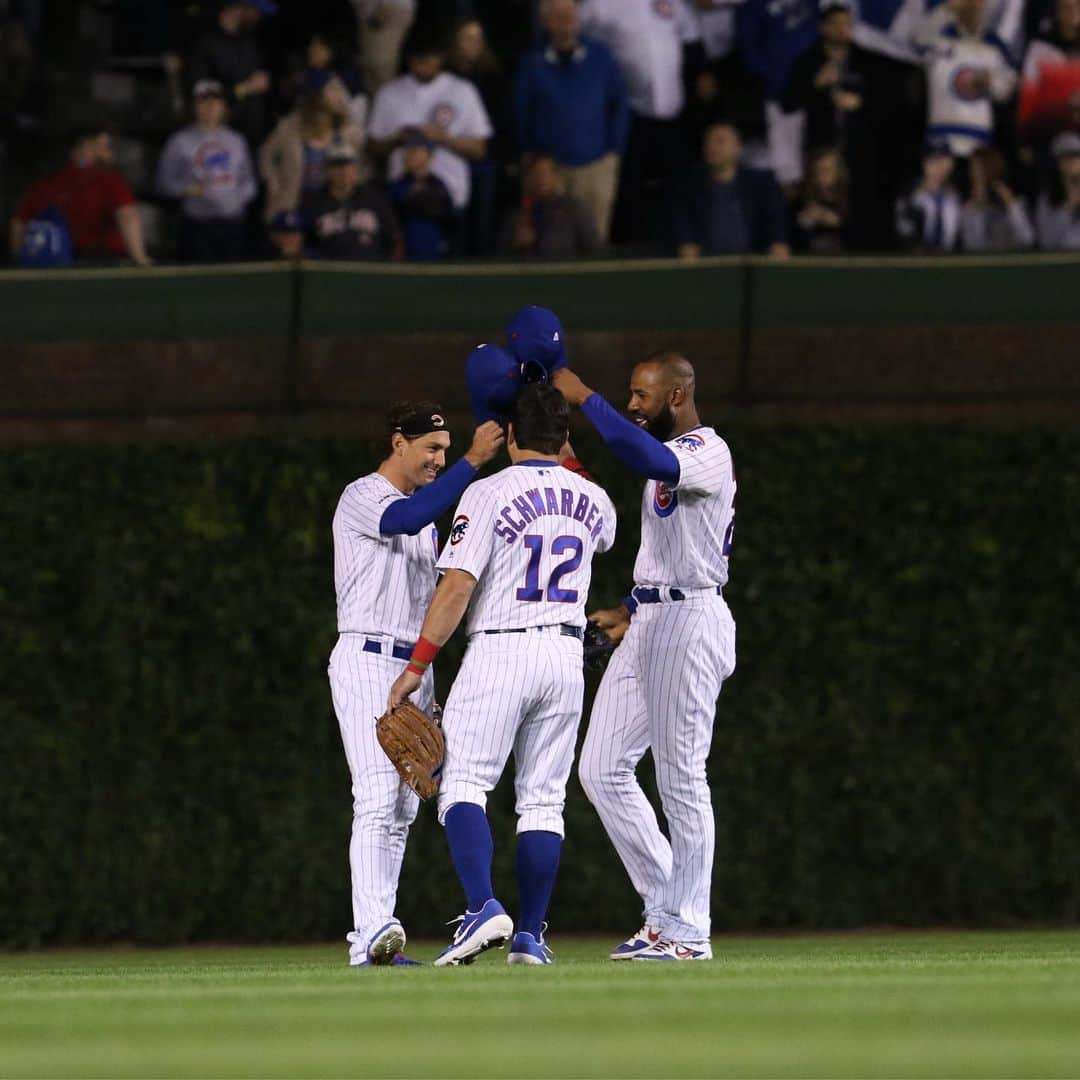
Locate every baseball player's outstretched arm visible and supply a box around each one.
[386,570,478,709]
[379,422,504,536]
[553,370,679,483]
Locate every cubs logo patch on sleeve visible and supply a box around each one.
[674,432,706,452]
[450,515,470,544]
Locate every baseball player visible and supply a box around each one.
[552,353,736,961]
[387,382,616,966]
[329,401,503,966]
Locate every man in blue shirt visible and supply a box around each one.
[515,0,629,244]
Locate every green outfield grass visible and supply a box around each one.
[2,931,1079,1078]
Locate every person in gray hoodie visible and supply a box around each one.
[156,78,257,262]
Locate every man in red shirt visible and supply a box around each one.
[10,127,151,265]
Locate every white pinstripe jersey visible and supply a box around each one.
[332,472,440,639]
[634,427,736,589]
[437,461,616,634]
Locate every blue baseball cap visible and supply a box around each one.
[506,305,568,376]
[466,344,526,424]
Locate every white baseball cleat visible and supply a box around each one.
[609,924,664,960]
[433,899,514,967]
[633,939,713,961]
[365,920,407,965]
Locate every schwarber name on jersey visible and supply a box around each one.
[634,426,736,589]
[437,461,616,634]
[333,473,439,640]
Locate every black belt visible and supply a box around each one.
[632,585,723,604]
[362,638,415,661]
[482,624,584,640]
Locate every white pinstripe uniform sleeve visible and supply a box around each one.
[437,483,497,582]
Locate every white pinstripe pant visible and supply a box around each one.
[437,629,585,839]
[328,634,434,948]
[579,595,735,942]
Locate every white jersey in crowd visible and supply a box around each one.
[580,0,700,119]
[437,461,616,634]
[367,71,493,209]
[333,472,439,641]
[633,426,736,590]
[924,26,1017,156]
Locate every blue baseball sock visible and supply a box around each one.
[516,830,562,939]
[444,802,495,913]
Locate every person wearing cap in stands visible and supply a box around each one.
[156,78,257,263]
[265,209,306,259]
[367,28,493,215]
[187,0,278,148]
[389,129,457,260]
[1037,130,1080,248]
[302,143,402,260]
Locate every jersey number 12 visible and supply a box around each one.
[516,534,583,603]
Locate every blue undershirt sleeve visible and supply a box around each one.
[580,393,680,484]
[379,457,477,536]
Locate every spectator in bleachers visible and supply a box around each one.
[353,0,417,92]
[389,130,457,258]
[961,145,1034,249]
[1018,0,1080,187]
[259,71,365,222]
[156,79,257,263]
[265,209,306,259]
[923,0,1018,159]
[499,152,601,256]
[447,16,511,153]
[672,120,789,257]
[1020,0,1080,138]
[737,0,820,188]
[783,0,892,246]
[10,125,152,266]
[515,0,629,245]
[1036,130,1080,247]
[683,0,767,162]
[296,32,368,131]
[580,0,704,244]
[792,145,850,252]
[187,0,276,150]
[302,143,401,260]
[782,1,876,155]
[895,140,962,251]
[447,15,511,254]
[367,29,493,217]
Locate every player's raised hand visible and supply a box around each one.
[464,421,505,468]
[551,368,593,407]
[588,604,631,644]
[387,667,422,712]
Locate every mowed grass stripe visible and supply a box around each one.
[2,932,1079,1078]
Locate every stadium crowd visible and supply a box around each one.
[3,0,1080,265]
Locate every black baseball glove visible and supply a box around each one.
[583,619,617,671]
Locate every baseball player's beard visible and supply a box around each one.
[644,405,676,443]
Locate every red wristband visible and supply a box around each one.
[407,635,440,676]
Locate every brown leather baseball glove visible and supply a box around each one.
[376,701,446,801]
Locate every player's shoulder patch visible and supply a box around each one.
[669,426,720,453]
[450,514,470,545]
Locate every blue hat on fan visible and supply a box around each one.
[506,305,568,376]
[466,344,528,423]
